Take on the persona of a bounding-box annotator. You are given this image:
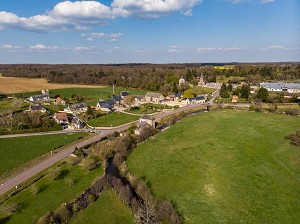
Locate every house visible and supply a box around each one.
[70,117,85,129]
[53,112,69,124]
[166,94,176,101]
[139,115,155,127]
[134,115,156,135]
[175,93,183,102]
[55,97,66,105]
[41,89,49,95]
[260,82,300,93]
[112,95,123,106]
[232,95,239,103]
[185,96,206,104]
[67,103,88,113]
[144,92,164,103]
[28,94,50,102]
[29,105,46,113]
[179,77,185,86]
[120,91,129,99]
[96,100,114,112]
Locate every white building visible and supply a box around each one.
[260,82,300,93]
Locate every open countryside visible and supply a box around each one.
[0,76,103,94]
[128,110,300,223]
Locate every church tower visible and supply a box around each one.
[198,72,205,86]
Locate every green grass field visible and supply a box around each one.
[88,112,139,127]
[0,163,103,224]
[0,133,88,176]
[70,190,134,224]
[127,110,300,223]
[192,86,216,95]
[16,87,146,106]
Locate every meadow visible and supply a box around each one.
[0,133,88,177]
[192,86,216,95]
[128,110,300,223]
[88,112,139,127]
[70,190,134,224]
[0,162,103,224]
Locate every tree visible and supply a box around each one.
[227,83,233,92]
[256,87,269,102]
[124,95,135,109]
[240,84,250,99]
[220,83,229,98]
[183,89,194,98]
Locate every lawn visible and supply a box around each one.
[70,190,134,224]
[16,87,146,106]
[88,112,139,127]
[192,86,216,95]
[0,162,103,224]
[127,110,300,223]
[0,133,88,177]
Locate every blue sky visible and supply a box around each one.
[0,0,299,63]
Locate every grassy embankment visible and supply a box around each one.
[0,162,103,224]
[128,110,300,223]
[70,190,134,224]
[0,133,88,177]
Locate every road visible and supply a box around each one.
[0,122,138,196]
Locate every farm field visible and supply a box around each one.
[88,112,139,127]
[0,133,88,177]
[0,76,102,94]
[70,190,134,224]
[128,110,300,223]
[0,162,103,224]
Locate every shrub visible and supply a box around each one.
[65,177,75,186]
[29,183,40,196]
[285,130,300,146]
[0,203,22,216]
[285,108,299,116]
[47,167,62,181]
[79,156,99,171]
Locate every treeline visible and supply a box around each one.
[1,63,299,91]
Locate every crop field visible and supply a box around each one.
[0,162,103,224]
[0,133,88,177]
[88,112,139,127]
[70,190,134,224]
[128,110,300,223]
[0,76,102,94]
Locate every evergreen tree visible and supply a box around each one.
[240,84,250,99]
[220,83,230,98]
[256,87,269,102]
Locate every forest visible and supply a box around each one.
[0,63,299,92]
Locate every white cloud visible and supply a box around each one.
[260,0,275,4]
[29,44,65,51]
[1,44,21,49]
[110,38,118,42]
[0,1,202,32]
[196,47,241,52]
[73,46,95,52]
[270,45,284,49]
[112,0,202,18]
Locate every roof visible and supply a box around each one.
[141,115,155,120]
[105,99,115,106]
[120,91,129,97]
[30,105,45,111]
[168,94,176,98]
[145,92,163,98]
[54,112,68,121]
[98,100,112,109]
[70,103,87,110]
[175,93,183,98]
[195,96,205,101]
[29,94,49,101]
[112,96,123,101]
[260,82,300,90]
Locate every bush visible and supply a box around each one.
[285,130,300,146]
[285,108,299,116]
[47,167,62,181]
[79,156,99,171]
[53,205,71,223]
[0,203,22,216]
[65,177,75,186]
[30,183,40,196]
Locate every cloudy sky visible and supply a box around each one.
[0,0,299,63]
